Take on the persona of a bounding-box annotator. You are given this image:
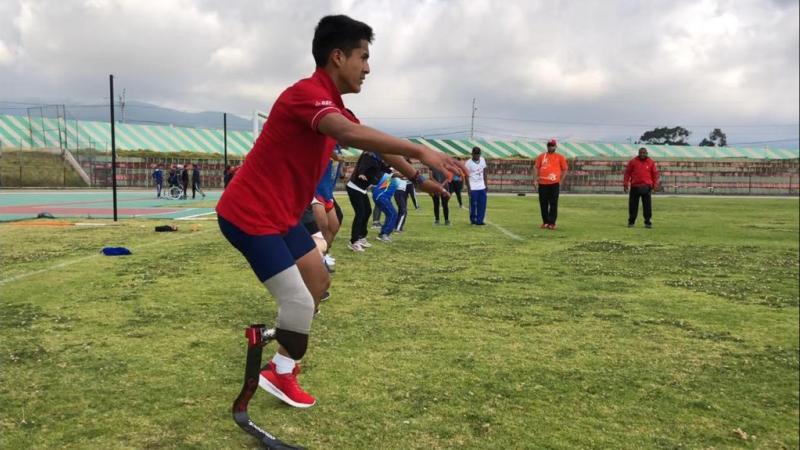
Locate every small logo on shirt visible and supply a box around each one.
[314,100,333,107]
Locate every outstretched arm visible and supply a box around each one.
[318,113,465,181]
[382,154,449,198]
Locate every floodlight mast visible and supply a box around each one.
[253,110,269,144]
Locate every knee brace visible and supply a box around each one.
[263,265,315,335]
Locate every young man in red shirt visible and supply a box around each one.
[533,139,569,229]
[623,147,660,228]
[216,15,463,408]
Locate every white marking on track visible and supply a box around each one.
[176,211,217,220]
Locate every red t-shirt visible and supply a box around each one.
[216,68,357,235]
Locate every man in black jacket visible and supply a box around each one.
[180,165,189,200]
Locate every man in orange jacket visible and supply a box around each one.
[534,139,569,229]
[623,147,660,228]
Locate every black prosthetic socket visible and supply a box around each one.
[275,328,309,360]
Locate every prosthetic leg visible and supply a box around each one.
[232,324,304,450]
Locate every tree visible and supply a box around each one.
[638,126,691,146]
[699,128,727,147]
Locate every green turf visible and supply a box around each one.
[1,195,798,449]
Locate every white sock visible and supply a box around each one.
[272,352,296,375]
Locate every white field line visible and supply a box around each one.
[0,229,213,286]
[176,211,217,220]
[484,219,525,241]
[456,205,525,241]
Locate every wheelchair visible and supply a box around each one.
[164,184,184,200]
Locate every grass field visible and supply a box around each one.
[1,194,798,449]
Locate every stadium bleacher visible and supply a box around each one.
[1,114,798,160]
[1,114,797,194]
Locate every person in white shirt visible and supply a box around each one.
[464,147,488,225]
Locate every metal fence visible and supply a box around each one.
[0,149,798,195]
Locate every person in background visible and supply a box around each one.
[312,146,344,270]
[168,165,178,189]
[393,171,409,233]
[534,139,568,230]
[180,164,189,199]
[192,164,206,199]
[449,166,463,208]
[465,147,488,225]
[224,165,233,188]
[431,169,451,225]
[346,150,390,252]
[406,159,420,210]
[624,147,660,228]
[371,198,383,229]
[152,164,164,198]
[372,170,401,242]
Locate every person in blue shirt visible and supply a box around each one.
[372,170,402,242]
[152,164,164,198]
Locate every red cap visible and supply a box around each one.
[547,139,557,147]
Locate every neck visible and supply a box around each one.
[323,66,348,94]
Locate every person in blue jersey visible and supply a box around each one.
[372,170,402,242]
[312,145,344,269]
[152,164,164,198]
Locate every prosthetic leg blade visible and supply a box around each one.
[232,325,305,450]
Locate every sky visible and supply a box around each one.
[0,0,798,147]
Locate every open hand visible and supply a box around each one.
[419,179,450,198]
[418,149,467,182]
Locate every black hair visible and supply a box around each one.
[312,15,374,67]
[472,147,481,153]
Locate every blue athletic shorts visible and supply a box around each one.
[218,215,316,282]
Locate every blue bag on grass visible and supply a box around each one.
[101,247,132,256]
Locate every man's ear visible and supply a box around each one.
[330,48,344,68]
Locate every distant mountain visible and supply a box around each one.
[0,100,251,131]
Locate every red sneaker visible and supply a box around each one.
[259,361,316,408]
[540,223,548,229]
[548,224,557,230]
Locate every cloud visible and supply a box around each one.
[0,40,15,65]
[0,0,797,145]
